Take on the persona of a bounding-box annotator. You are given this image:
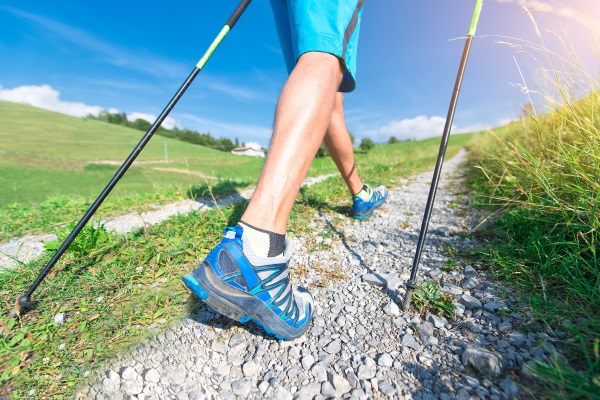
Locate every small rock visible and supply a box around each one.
[465,375,480,388]
[498,321,512,332]
[442,282,463,295]
[462,277,479,289]
[483,302,507,313]
[121,379,143,395]
[54,313,65,325]
[459,294,482,310]
[242,361,259,377]
[417,321,435,343]
[427,268,443,278]
[295,382,321,399]
[144,368,160,383]
[325,339,342,354]
[121,367,139,381]
[427,314,448,328]
[329,373,351,397]
[321,381,337,398]
[379,381,395,397]
[231,379,252,398]
[437,226,450,237]
[464,265,478,277]
[509,332,526,347]
[273,386,293,400]
[462,347,505,377]
[357,365,375,380]
[228,334,245,347]
[402,333,421,350]
[301,355,315,371]
[188,389,206,400]
[377,353,394,368]
[361,273,385,286]
[500,377,519,397]
[383,302,400,317]
[311,363,328,382]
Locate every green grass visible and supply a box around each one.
[0,100,265,206]
[412,281,456,319]
[0,127,474,398]
[467,88,600,398]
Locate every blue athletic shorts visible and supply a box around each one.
[269,0,365,92]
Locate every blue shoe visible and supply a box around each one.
[182,226,313,340]
[352,184,388,220]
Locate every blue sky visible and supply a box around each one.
[1,0,598,147]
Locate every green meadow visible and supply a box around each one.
[0,100,265,206]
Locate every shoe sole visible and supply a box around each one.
[353,195,388,220]
[182,264,309,340]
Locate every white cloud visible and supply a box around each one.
[0,84,103,117]
[375,115,450,141]
[371,115,493,142]
[0,84,179,130]
[127,112,177,130]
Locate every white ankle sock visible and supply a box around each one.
[239,221,285,258]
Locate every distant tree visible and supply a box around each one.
[86,109,243,153]
[348,132,356,145]
[133,118,151,131]
[315,142,329,158]
[360,138,375,152]
[388,136,399,144]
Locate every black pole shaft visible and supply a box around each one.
[403,36,474,312]
[18,0,252,309]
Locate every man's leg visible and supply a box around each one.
[240,52,344,234]
[323,92,363,196]
[182,51,343,340]
[324,92,389,219]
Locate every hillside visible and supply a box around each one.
[0,101,265,205]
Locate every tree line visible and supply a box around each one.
[86,111,242,152]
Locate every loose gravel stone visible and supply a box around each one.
[459,294,482,310]
[231,378,252,398]
[53,313,65,325]
[383,301,400,317]
[377,353,394,368]
[462,347,505,377]
[402,334,421,351]
[329,373,352,397]
[143,368,160,383]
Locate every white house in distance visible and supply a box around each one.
[231,143,265,158]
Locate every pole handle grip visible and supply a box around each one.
[226,0,252,29]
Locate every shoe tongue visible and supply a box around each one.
[358,185,372,202]
[282,237,295,260]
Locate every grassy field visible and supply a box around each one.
[0,122,474,398]
[0,100,266,206]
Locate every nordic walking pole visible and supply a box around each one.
[17,0,252,310]
[402,0,483,312]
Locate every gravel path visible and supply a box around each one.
[77,150,539,399]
